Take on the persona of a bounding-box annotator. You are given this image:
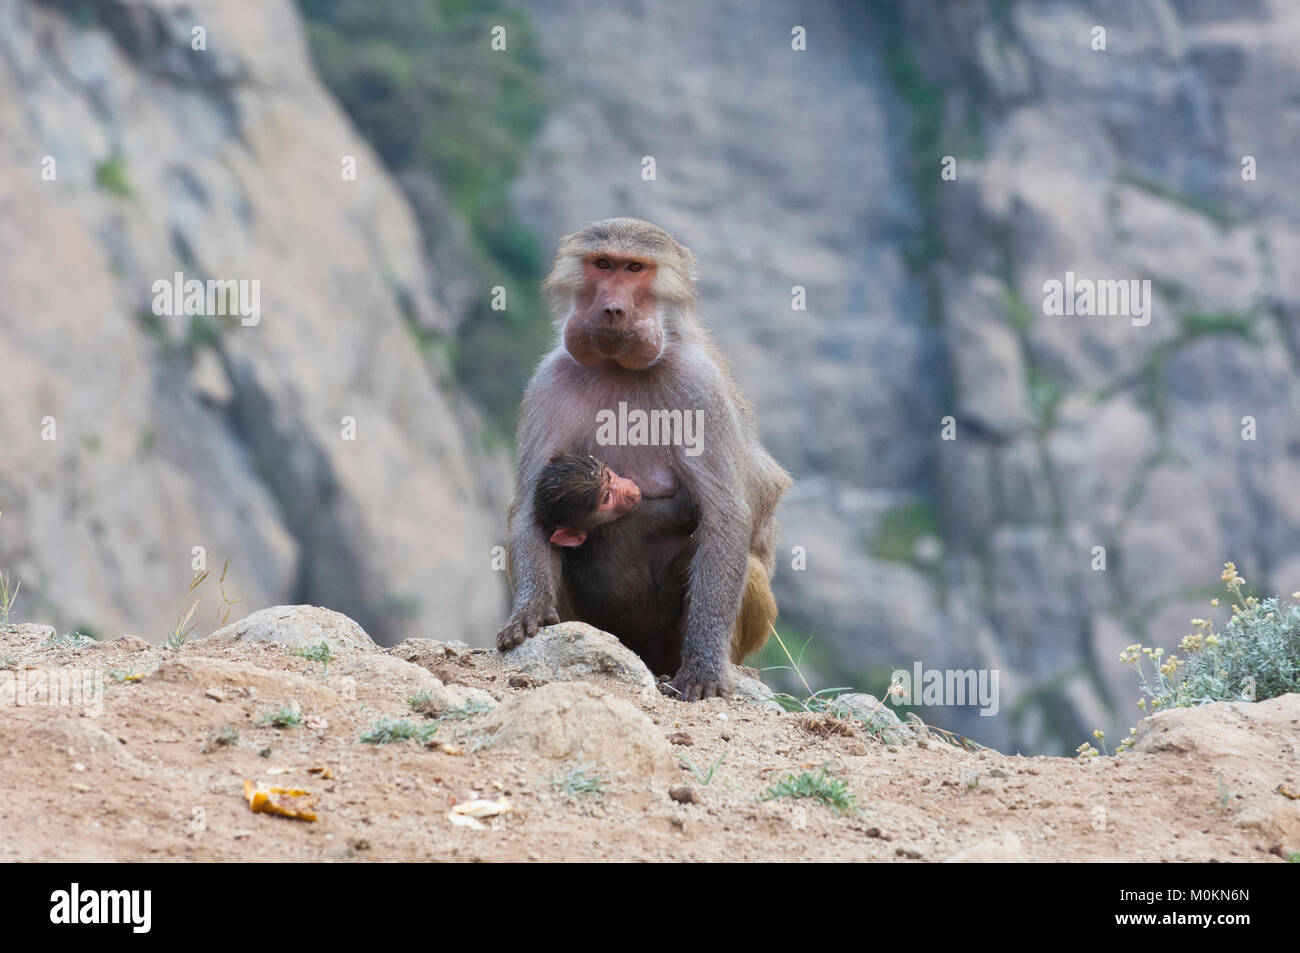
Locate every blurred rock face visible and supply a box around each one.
[511,0,1300,751]
[0,0,507,645]
[2,0,1298,755]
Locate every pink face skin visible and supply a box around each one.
[548,466,641,547]
[562,254,664,370]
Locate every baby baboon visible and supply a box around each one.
[532,452,771,680]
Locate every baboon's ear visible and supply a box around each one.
[549,527,587,548]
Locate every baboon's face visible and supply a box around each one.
[562,252,664,370]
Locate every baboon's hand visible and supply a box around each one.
[495,603,559,651]
[667,659,729,702]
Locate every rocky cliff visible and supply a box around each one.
[509,0,1300,751]
[0,0,508,646]
[2,0,1297,755]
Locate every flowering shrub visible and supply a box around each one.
[1080,563,1300,757]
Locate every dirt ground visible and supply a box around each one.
[1,621,1296,863]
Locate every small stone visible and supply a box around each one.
[102,635,150,652]
[498,622,655,690]
[669,785,698,804]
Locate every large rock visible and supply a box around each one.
[1132,695,1300,842]
[478,682,676,777]
[201,605,376,655]
[0,0,506,649]
[1131,694,1300,761]
[6,0,1300,759]
[511,0,1300,758]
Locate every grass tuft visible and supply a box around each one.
[761,768,856,813]
[292,641,336,671]
[550,762,612,799]
[358,718,438,745]
[680,755,725,786]
[0,507,19,627]
[255,704,303,729]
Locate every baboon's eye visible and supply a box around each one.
[602,490,612,505]
[626,261,644,273]
[595,258,612,270]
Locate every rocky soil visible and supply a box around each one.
[1,607,1296,862]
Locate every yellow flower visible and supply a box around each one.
[1210,598,1220,607]
[1137,699,1146,709]
[1093,730,1104,740]
[1221,562,1242,586]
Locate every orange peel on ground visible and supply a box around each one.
[243,779,318,822]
